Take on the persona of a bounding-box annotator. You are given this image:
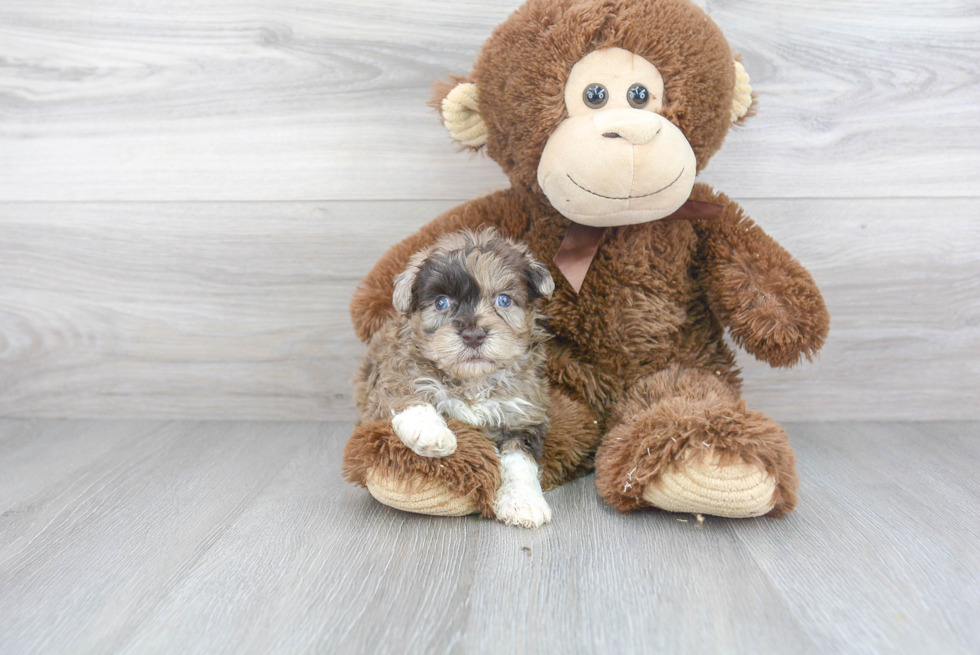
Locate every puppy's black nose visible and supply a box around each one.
[460,327,487,348]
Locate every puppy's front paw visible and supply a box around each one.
[493,451,551,529]
[494,485,552,529]
[392,404,457,458]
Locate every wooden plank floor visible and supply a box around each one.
[1,420,977,654]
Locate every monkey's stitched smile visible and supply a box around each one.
[567,168,685,201]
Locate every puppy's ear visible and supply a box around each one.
[524,258,555,301]
[392,250,429,315]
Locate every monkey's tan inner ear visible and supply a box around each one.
[731,60,753,123]
[441,83,488,148]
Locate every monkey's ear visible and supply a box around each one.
[731,59,756,125]
[392,250,429,315]
[430,76,487,150]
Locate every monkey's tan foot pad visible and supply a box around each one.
[641,453,776,518]
[364,469,480,516]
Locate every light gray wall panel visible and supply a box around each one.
[2,198,976,421]
[0,0,976,201]
[1,0,975,419]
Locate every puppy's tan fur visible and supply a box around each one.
[353,229,553,460]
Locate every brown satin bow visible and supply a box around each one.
[552,199,724,293]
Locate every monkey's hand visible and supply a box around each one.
[693,186,829,368]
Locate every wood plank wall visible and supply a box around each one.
[1,0,978,421]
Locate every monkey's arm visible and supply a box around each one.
[350,190,529,342]
[691,184,829,368]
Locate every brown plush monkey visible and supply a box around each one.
[343,0,829,521]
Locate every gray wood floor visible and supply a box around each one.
[1,420,977,654]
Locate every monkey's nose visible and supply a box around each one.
[593,109,662,145]
[460,327,487,347]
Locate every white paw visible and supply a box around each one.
[493,451,552,529]
[494,485,552,529]
[392,404,457,458]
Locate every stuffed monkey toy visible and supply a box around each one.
[343,0,829,522]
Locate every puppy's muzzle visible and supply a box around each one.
[459,326,487,348]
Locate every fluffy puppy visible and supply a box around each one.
[353,228,556,528]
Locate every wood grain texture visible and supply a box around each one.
[0,0,976,420]
[737,422,980,654]
[0,0,977,201]
[0,419,977,653]
[0,420,318,653]
[2,198,977,421]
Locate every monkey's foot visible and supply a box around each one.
[343,418,500,518]
[595,392,798,517]
[364,470,480,516]
[642,451,776,518]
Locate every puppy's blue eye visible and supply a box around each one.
[434,296,451,311]
[494,294,512,308]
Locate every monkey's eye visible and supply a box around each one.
[494,294,513,308]
[582,83,608,108]
[434,296,451,311]
[627,83,650,108]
